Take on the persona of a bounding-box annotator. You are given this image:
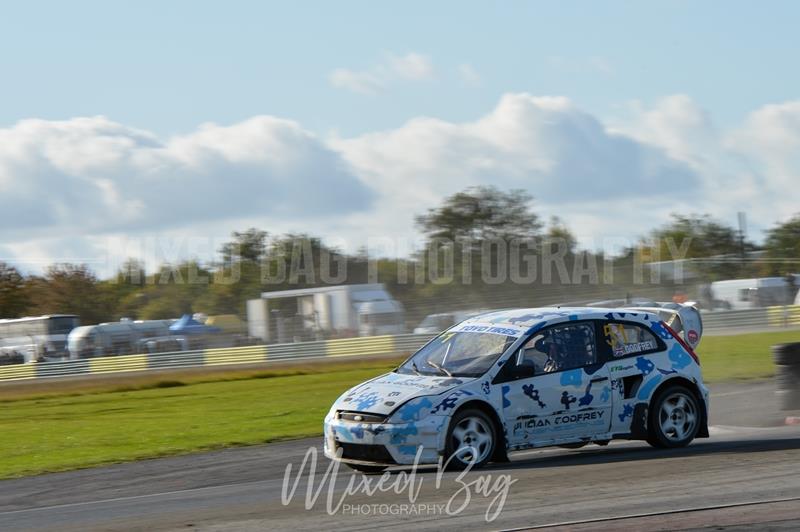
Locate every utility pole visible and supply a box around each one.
[737,211,747,267]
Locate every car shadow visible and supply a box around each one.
[489,436,800,471]
[373,435,800,476]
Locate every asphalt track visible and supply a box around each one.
[0,380,799,531]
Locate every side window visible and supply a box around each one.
[518,322,597,374]
[603,322,661,358]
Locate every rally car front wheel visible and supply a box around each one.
[445,408,497,470]
[647,385,700,448]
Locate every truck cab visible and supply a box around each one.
[357,300,405,337]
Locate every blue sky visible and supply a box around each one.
[1,1,799,274]
[2,0,798,136]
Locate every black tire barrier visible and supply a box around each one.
[772,343,800,410]
[772,342,800,366]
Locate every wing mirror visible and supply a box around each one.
[492,351,537,384]
[510,362,536,380]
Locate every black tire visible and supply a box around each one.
[445,408,497,470]
[647,385,700,448]
[346,463,388,474]
[775,363,800,410]
[772,343,800,366]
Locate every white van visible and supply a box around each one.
[710,277,795,310]
[413,309,487,335]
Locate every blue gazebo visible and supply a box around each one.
[169,314,221,335]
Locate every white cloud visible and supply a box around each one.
[610,95,800,233]
[458,64,481,86]
[610,94,717,169]
[329,52,434,94]
[329,68,384,95]
[727,101,800,191]
[335,93,698,207]
[330,93,705,247]
[389,53,434,80]
[0,115,374,240]
[5,93,800,272]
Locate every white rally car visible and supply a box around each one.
[324,305,708,472]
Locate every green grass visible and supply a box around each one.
[0,329,797,479]
[0,363,397,479]
[698,329,800,382]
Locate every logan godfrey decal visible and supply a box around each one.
[514,410,605,431]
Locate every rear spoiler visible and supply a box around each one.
[622,302,703,349]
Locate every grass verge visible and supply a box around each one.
[697,329,799,381]
[0,329,797,478]
[0,361,400,479]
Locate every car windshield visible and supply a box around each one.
[397,331,516,378]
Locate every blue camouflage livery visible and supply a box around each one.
[324,305,709,468]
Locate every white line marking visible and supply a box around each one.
[709,424,791,433]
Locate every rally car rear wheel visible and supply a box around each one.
[647,385,700,448]
[445,408,496,470]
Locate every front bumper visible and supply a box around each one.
[323,414,448,466]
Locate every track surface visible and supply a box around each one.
[1,380,799,531]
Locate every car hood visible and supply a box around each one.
[332,372,475,416]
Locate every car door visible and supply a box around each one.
[600,320,669,435]
[495,321,612,448]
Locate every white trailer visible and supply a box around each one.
[709,277,797,310]
[413,309,488,335]
[68,319,174,359]
[247,284,405,343]
[0,315,79,362]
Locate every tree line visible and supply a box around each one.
[1,186,799,325]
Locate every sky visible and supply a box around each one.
[1,1,799,275]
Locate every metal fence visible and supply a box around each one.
[1,305,799,384]
[0,333,435,383]
[702,305,800,331]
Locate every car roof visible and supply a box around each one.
[464,306,652,330]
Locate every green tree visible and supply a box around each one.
[544,216,577,254]
[102,259,148,319]
[26,263,109,324]
[763,214,800,275]
[652,214,745,257]
[415,186,542,242]
[0,262,28,318]
[136,261,212,319]
[196,229,275,316]
[220,228,268,264]
[645,214,754,280]
[411,186,544,313]
[115,258,147,286]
